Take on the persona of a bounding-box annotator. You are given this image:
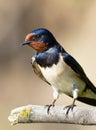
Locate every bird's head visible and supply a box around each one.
[22,28,58,52]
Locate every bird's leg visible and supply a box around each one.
[64,84,78,115]
[47,99,57,114]
[65,98,76,115]
[46,86,59,114]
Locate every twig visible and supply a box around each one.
[8,105,96,125]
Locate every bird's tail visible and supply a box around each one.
[78,83,96,106]
[78,97,96,106]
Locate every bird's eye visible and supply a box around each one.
[31,34,42,41]
[36,34,41,38]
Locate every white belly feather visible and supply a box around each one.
[39,55,86,97]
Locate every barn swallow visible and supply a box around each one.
[22,28,96,114]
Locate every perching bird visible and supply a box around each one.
[22,28,96,114]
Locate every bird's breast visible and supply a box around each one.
[39,55,86,96]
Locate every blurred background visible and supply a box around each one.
[0,0,96,130]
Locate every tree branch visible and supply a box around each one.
[8,105,96,125]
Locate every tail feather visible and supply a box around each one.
[77,83,96,106]
[77,97,96,106]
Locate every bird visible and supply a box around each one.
[22,28,96,114]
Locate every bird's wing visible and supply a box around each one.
[31,56,50,85]
[63,52,96,93]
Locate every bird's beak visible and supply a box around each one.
[22,41,31,46]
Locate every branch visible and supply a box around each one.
[8,105,96,125]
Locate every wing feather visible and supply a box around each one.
[63,52,96,93]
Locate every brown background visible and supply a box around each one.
[0,0,96,130]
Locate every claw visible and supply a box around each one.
[45,99,56,114]
[64,104,76,115]
[64,99,76,116]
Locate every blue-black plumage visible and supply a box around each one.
[22,28,96,114]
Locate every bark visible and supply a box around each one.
[8,105,96,125]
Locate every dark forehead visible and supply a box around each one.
[30,28,51,35]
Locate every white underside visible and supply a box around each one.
[39,54,86,100]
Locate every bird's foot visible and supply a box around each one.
[45,99,56,114]
[64,104,76,116]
